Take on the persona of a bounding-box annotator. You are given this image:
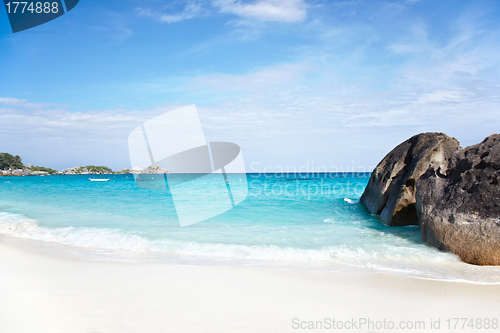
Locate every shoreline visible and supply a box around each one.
[1,235,500,333]
[2,233,500,286]
[2,211,500,285]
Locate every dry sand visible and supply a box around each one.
[1,236,499,333]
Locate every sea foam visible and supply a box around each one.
[2,211,500,283]
[344,198,360,204]
[0,212,152,251]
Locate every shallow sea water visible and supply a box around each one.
[1,173,499,283]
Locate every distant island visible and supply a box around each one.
[0,152,170,176]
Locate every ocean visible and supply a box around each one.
[1,173,499,283]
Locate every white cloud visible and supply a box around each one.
[87,12,133,43]
[161,3,203,23]
[138,0,308,24]
[0,98,184,170]
[5,2,500,171]
[0,97,50,109]
[190,62,309,93]
[213,0,307,22]
[390,30,500,106]
[137,2,206,24]
[125,2,500,169]
[414,89,471,105]
[177,42,500,167]
[389,22,429,54]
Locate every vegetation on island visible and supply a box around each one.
[75,166,114,174]
[1,152,58,175]
[0,152,127,175]
[0,153,23,170]
[0,152,141,176]
[29,166,58,174]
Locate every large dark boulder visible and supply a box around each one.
[360,133,460,226]
[361,133,500,265]
[416,134,500,265]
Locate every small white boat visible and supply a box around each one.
[89,178,110,182]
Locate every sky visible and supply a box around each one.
[1,0,500,172]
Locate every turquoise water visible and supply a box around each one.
[1,173,499,283]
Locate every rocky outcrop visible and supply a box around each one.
[58,167,80,175]
[0,168,48,176]
[57,166,114,175]
[361,133,500,265]
[0,157,144,176]
[138,164,171,174]
[360,133,460,226]
[416,134,500,265]
[30,171,49,176]
[0,165,161,176]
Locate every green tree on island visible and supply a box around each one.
[75,166,114,174]
[29,166,58,174]
[0,153,23,170]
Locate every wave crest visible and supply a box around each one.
[0,212,151,251]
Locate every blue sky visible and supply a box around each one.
[1,0,500,171]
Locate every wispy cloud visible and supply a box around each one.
[4,1,500,171]
[190,62,309,93]
[127,1,500,157]
[0,97,53,109]
[213,0,307,23]
[0,98,182,170]
[137,0,308,24]
[87,12,133,43]
[137,1,206,24]
[388,22,429,54]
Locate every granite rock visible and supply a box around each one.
[361,133,500,265]
[360,133,460,226]
[416,134,500,265]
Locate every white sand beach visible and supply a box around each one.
[1,236,499,333]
